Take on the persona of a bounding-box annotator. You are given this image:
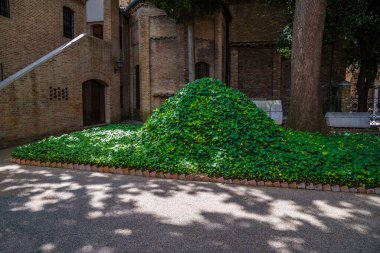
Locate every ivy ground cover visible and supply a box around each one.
[12,78,380,188]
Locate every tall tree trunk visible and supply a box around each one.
[357,75,369,112]
[187,22,196,82]
[356,38,378,112]
[286,0,328,133]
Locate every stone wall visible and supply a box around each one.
[0,35,121,148]
[228,0,347,115]
[126,3,226,119]
[150,14,186,111]
[228,0,286,43]
[0,0,87,79]
[123,0,349,118]
[228,0,286,104]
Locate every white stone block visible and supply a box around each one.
[253,100,283,125]
[325,112,370,128]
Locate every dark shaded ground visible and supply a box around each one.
[0,148,379,253]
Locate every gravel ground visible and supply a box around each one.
[0,147,379,253]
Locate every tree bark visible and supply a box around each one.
[187,22,196,82]
[356,38,378,112]
[286,0,328,133]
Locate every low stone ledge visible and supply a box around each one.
[280,182,288,188]
[257,181,265,186]
[217,177,225,183]
[171,174,179,180]
[314,184,323,191]
[323,184,332,191]
[11,158,378,195]
[297,182,306,189]
[349,188,358,193]
[265,181,273,187]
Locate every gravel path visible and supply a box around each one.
[1,147,379,253]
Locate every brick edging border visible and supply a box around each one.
[10,158,380,195]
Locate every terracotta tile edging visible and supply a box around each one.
[10,158,379,195]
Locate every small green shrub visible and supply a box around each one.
[12,78,380,187]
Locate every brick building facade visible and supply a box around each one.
[0,0,123,147]
[0,0,349,147]
[121,0,347,120]
[0,0,87,79]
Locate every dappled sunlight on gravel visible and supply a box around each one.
[1,147,379,253]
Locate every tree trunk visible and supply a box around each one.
[286,0,328,133]
[187,22,196,82]
[356,38,378,112]
[356,56,368,112]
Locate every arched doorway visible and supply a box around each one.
[195,62,210,79]
[82,80,105,126]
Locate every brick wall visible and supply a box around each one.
[126,3,226,119]
[228,0,287,105]
[229,0,286,43]
[228,0,347,115]
[0,0,87,79]
[0,35,120,148]
[123,0,349,119]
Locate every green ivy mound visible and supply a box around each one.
[139,78,283,175]
[11,78,380,187]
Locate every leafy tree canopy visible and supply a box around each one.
[271,0,379,111]
[273,0,380,63]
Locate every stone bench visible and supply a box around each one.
[325,112,371,128]
[252,100,283,125]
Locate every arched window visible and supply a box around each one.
[92,24,103,39]
[195,62,210,79]
[63,7,74,39]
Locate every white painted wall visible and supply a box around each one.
[86,0,104,22]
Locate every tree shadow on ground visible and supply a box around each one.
[0,150,379,253]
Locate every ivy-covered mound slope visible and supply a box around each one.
[12,78,380,187]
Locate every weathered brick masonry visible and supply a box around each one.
[0,35,120,148]
[0,0,87,79]
[123,1,228,119]
[0,0,350,147]
[123,0,347,119]
[0,0,122,148]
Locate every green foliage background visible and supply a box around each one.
[12,78,380,187]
